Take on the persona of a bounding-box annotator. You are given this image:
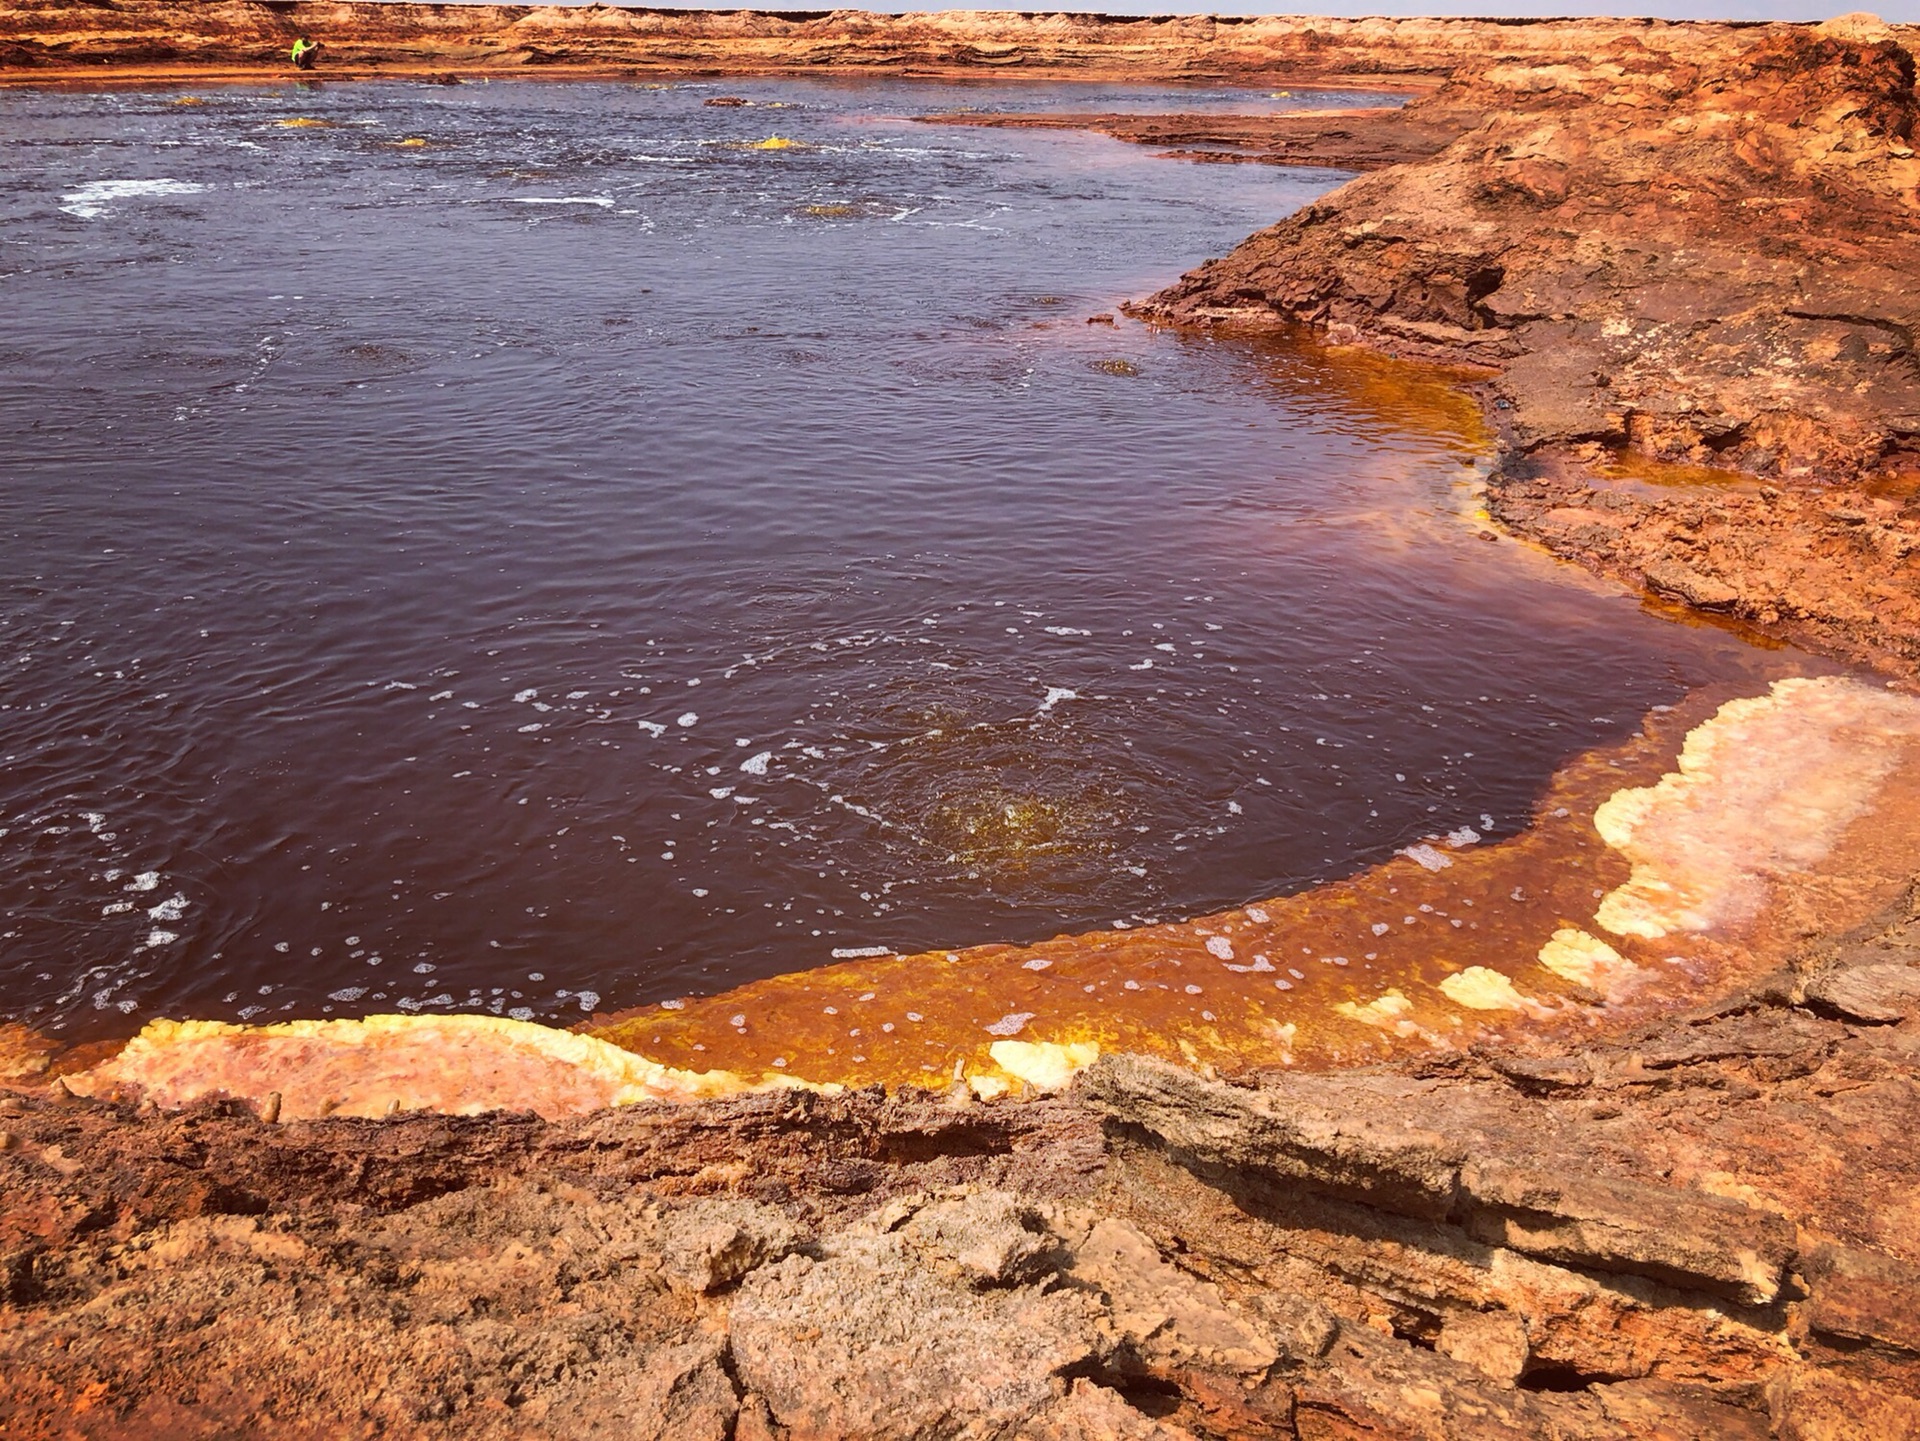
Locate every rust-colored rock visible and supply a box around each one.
[7,9,1920,1439]
[920,105,1475,173]
[7,901,1920,1436]
[1137,20,1920,678]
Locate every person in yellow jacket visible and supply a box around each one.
[290,37,319,70]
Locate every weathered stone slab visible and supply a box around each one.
[1767,1364,1920,1441]
[1077,1056,1463,1222]
[630,1340,740,1441]
[1060,1215,1280,1375]
[1015,1379,1204,1441]
[657,1198,803,1294]
[1645,559,1742,611]
[1803,961,1920,1024]
[1490,1054,1593,1093]
[1460,1161,1793,1305]
[1801,1242,1920,1354]
[729,1193,1104,1440]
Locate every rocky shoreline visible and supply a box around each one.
[5,7,1920,1438]
[1127,13,1920,680]
[6,891,1919,1437]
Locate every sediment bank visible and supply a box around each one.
[5,8,1920,1437]
[0,3,1796,88]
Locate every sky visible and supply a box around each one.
[498,2,1917,19]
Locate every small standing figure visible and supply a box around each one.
[290,36,319,70]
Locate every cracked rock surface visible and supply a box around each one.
[1140,18,1920,678]
[5,892,1920,1437]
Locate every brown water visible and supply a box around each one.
[0,78,1807,1043]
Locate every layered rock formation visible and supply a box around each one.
[1136,15,1920,676]
[0,3,1856,86]
[6,906,1920,1437]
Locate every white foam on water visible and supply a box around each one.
[985,1011,1035,1037]
[832,945,891,959]
[1399,843,1453,872]
[60,179,208,220]
[1037,687,1078,713]
[740,751,772,775]
[504,195,614,207]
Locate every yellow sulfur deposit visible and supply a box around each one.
[66,1014,812,1120]
[987,1039,1102,1093]
[1537,928,1634,991]
[1593,677,1920,940]
[1439,966,1537,1012]
[751,135,799,150]
[1333,989,1419,1035]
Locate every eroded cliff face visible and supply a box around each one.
[0,2,1830,85]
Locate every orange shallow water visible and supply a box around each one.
[586,690,1733,1089]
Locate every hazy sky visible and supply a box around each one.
[515,2,1917,19]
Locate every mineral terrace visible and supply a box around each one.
[4,6,1920,1439]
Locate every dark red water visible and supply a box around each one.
[0,78,1797,1037]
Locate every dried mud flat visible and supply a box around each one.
[6,6,1920,1439]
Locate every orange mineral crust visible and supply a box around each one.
[590,676,1920,1097]
[54,676,1920,1117]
